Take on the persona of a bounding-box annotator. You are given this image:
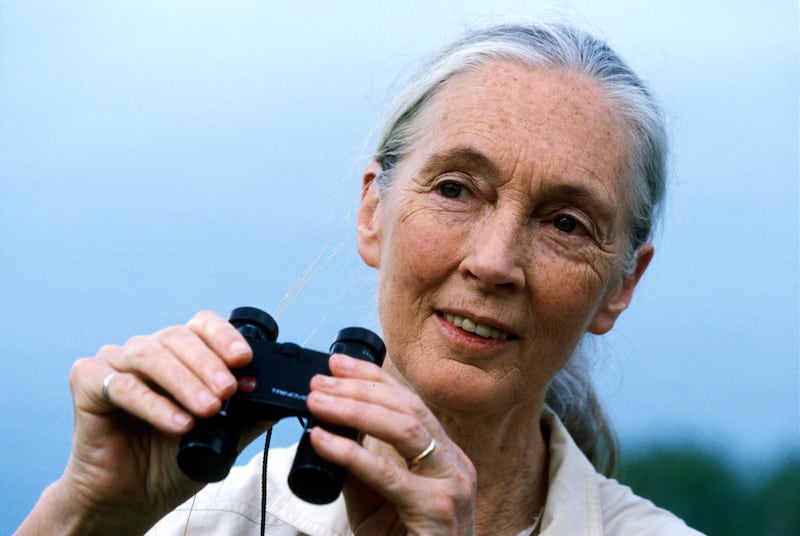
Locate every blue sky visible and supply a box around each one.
[1,1,797,531]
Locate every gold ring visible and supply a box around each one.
[102,371,118,404]
[407,438,436,468]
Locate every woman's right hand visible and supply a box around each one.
[16,310,256,535]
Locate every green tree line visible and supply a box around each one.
[616,443,799,535]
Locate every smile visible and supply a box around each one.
[443,313,510,340]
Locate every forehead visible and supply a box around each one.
[410,61,631,195]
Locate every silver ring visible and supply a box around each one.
[102,371,118,404]
[407,438,436,468]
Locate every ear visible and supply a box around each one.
[356,161,383,268]
[588,243,654,335]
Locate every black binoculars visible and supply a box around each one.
[177,306,386,504]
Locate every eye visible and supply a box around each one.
[552,214,587,235]
[438,181,466,199]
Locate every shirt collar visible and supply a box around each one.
[538,407,604,535]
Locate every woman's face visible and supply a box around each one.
[358,61,651,416]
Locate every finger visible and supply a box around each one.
[327,353,396,383]
[102,336,225,418]
[70,357,194,434]
[309,426,417,504]
[309,371,439,458]
[310,428,463,514]
[310,373,426,417]
[186,310,251,367]
[311,428,476,523]
[306,389,434,461]
[102,370,196,433]
[158,324,239,398]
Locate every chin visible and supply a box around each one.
[407,359,535,417]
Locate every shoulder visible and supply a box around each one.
[540,409,704,535]
[595,472,705,535]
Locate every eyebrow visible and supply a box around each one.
[419,146,500,179]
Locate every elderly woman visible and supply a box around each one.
[18,22,702,535]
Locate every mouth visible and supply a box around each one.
[441,312,513,341]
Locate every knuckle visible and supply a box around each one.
[123,334,147,351]
[374,455,406,490]
[139,382,164,410]
[189,310,239,343]
[69,357,94,388]
[188,310,221,330]
[404,392,430,420]
[195,309,219,320]
[121,376,163,415]
[427,479,475,521]
[159,324,184,337]
[158,324,191,345]
[465,464,478,488]
[457,469,478,498]
[351,379,373,400]
[120,374,162,412]
[451,459,478,500]
[336,397,361,419]
[399,417,427,444]
[453,450,478,487]
[427,494,460,520]
[95,344,121,359]
[112,372,134,398]
[340,437,361,464]
[122,336,159,362]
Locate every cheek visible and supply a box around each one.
[383,212,461,288]
[529,257,610,336]
[376,212,461,357]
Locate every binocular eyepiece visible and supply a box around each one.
[177,307,386,504]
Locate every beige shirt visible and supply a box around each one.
[147,411,703,535]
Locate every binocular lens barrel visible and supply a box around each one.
[177,413,241,482]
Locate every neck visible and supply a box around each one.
[434,403,549,535]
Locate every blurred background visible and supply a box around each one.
[1,1,797,533]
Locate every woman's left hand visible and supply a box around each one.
[306,353,477,536]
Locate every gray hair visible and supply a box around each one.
[371,22,668,475]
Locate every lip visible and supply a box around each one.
[435,309,519,341]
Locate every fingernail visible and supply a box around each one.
[332,353,355,370]
[311,426,332,442]
[197,390,217,410]
[310,391,335,405]
[214,371,236,391]
[173,412,192,428]
[230,341,250,358]
[314,374,336,387]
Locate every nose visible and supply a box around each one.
[458,214,526,291]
